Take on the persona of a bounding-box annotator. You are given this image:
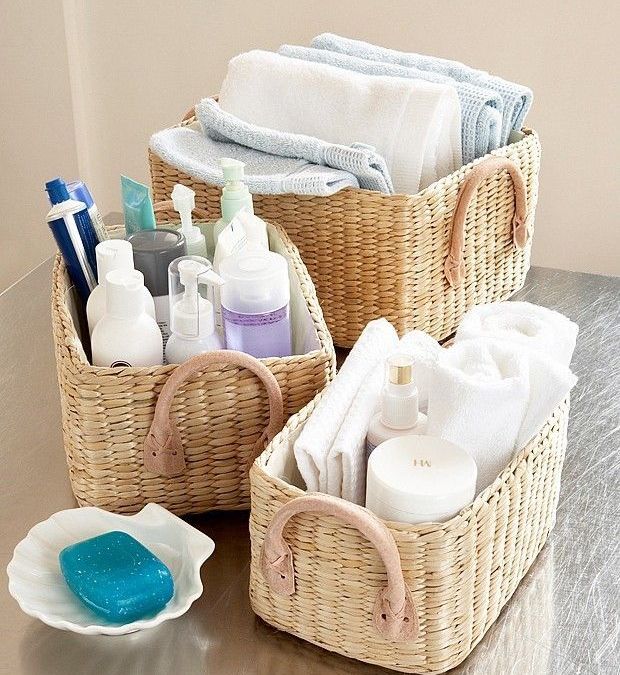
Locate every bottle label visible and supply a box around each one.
[221,305,288,326]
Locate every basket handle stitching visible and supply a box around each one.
[260,492,418,643]
[445,156,529,288]
[144,350,284,477]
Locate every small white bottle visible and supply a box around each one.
[172,184,207,258]
[86,240,155,336]
[366,353,428,458]
[91,269,163,367]
[165,257,225,364]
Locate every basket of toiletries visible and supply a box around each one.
[49,176,335,515]
[248,304,578,673]
[149,34,540,348]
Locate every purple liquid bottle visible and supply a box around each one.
[220,246,292,359]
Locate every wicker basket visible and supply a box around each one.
[149,108,540,347]
[52,220,335,515]
[248,394,569,674]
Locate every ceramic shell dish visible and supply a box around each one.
[7,503,214,635]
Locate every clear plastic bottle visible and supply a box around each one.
[366,353,428,459]
[165,257,225,364]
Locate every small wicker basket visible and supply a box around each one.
[149,106,541,347]
[52,220,335,515]
[248,394,569,674]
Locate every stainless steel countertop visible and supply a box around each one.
[1,262,618,675]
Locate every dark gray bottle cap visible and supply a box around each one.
[128,229,186,297]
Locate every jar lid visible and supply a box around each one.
[367,436,477,516]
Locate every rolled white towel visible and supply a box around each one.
[293,319,398,493]
[219,50,462,194]
[426,338,576,493]
[456,301,578,367]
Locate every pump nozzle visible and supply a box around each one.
[172,259,224,339]
[171,184,196,236]
[220,158,245,185]
[219,158,254,224]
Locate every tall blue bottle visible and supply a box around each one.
[45,178,99,277]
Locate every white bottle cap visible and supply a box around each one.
[105,269,146,319]
[366,436,477,523]
[381,353,420,429]
[169,257,224,338]
[96,239,134,284]
[219,246,289,314]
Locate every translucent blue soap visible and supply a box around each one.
[59,531,174,623]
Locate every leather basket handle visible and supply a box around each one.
[144,350,284,477]
[153,199,210,222]
[261,493,418,643]
[444,156,529,288]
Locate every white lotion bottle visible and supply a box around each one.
[92,269,163,367]
[86,240,155,336]
[171,184,207,258]
[366,353,428,458]
[165,257,225,364]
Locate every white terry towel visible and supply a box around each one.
[293,319,398,493]
[456,301,578,367]
[326,330,441,504]
[426,338,576,494]
[219,50,462,194]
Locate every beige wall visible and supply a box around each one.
[1,0,618,291]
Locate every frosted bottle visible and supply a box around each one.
[91,270,163,367]
[220,246,291,358]
[366,353,428,458]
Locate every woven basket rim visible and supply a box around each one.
[251,392,569,535]
[157,102,537,201]
[52,220,335,378]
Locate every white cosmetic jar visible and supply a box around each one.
[365,435,477,524]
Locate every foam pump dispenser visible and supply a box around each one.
[165,257,225,364]
[171,184,207,258]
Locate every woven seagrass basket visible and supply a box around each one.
[51,219,335,515]
[149,106,540,347]
[248,394,569,674]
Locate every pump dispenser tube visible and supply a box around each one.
[171,184,207,258]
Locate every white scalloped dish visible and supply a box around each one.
[6,503,215,635]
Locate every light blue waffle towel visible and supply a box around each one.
[197,97,393,193]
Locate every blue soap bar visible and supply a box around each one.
[59,531,174,623]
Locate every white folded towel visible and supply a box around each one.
[325,329,438,504]
[456,301,578,367]
[426,338,576,493]
[219,50,462,194]
[293,319,398,493]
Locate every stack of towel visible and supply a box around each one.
[150,34,532,198]
[293,302,577,502]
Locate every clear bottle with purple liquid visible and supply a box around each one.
[220,246,292,359]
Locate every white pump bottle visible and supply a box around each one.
[165,257,225,364]
[171,184,207,258]
[86,239,155,336]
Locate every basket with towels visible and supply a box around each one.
[149,34,539,347]
[247,302,577,674]
[51,216,335,515]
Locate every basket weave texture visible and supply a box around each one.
[249,396,569,674]
[150,115,540,347]
[52,222,335,515]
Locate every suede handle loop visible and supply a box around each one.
[261,493,418,643]
[144,350,284,477]
[444,156,529,288]
[153,200,210,223]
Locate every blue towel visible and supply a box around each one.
[279,44,502,165]
[149,124,360,196]
[197,97,393,193]
[311,33,532,147]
